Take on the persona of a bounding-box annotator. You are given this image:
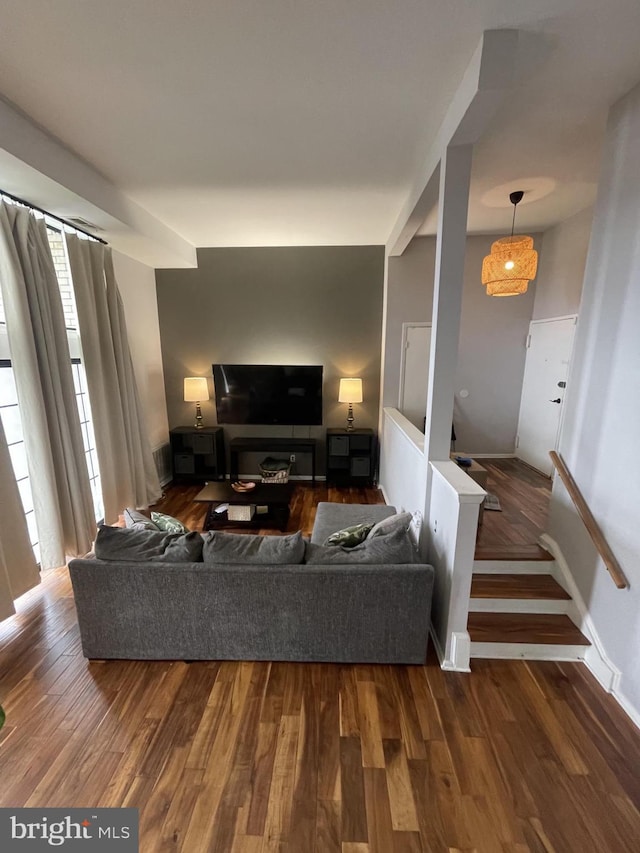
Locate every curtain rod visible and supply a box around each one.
[0,188,108,245]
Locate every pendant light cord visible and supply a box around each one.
[508,190,524,245]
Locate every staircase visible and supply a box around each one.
[468,544,590,661]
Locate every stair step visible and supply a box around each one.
[467,613,590,646]
[473,559,554,574]
[474,544,554,562]
[469,641,589,662]
[471,574,570,600]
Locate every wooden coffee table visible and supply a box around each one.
[195,482,294,531]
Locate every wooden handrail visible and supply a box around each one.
[549,451,629,590]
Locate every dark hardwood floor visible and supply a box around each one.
[151,482,386,537]
[1,480,638,852]
[474,458,552,552]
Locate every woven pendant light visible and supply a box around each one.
[481,191,538,296]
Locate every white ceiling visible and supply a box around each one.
[1,0,640,250]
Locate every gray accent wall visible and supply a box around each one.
[155,246,384,475]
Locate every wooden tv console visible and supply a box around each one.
[229,436,317,483]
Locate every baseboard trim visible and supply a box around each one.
[430,627,471,672]
[448,631,471,671]
[612,686,640,731]
[456,452,516,459]
[539,533,631,707]
[229,473,326,482]
[430,626,445,666]
[379,484,391,506]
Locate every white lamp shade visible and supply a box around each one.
[184,376,210,402]
[338,377,363,403]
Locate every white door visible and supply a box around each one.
[399,322,432,431]
[516,316,577,476]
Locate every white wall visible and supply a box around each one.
[378,409,484,671]
[378,408,427,524]
[112,250,169,451]
[547,81,640,720]
[384,235,537,453]
[428,461,484,670]
[532,206,593,320]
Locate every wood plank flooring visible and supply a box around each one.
[1,482,639,852]
[467,612,590,645]
[470,574,571,600]
[475,458,552,553]
[154,482,385,537]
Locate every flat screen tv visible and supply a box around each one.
[212,364,323,425]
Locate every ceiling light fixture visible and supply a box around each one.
[481,190,538,296]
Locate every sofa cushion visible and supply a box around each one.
[311,502,396,545]
[95,525,204,562]
[203,530,305,565]
[305,527,417,565]
[151,511,189,534]
[123,507,159,530]
[367,511,413,539]
[324,522,374,548]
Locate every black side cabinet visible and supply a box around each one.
[170,426,225,482]
[326,428,376,486]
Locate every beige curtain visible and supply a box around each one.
[0,416,40,620]
[0,202,96,569]
[64,234,161,522]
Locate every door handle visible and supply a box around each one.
[549,398,562,404]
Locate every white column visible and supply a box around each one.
[423,143,473,463]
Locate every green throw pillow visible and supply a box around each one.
[151,511,189,534]
[123,507,159,530]
[324,522,374,548]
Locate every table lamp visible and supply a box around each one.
[338,378,363,432]
[184,377,209,429]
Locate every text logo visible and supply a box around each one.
[0,809,138,850]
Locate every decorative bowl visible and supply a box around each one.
[231,481,257,493]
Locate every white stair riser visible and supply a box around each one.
[470,642,587,661]
[473,560,554,574]
[469,599,569,615]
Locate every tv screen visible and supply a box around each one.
[212,364,323,425]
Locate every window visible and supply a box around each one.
[0,209,104,567]
[0,357,40,564]
[47,229,104,522]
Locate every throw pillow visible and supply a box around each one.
[305,527,417,565]
[323,522,374,548]
[151,511,189,534]
[367,511,413,539]
[123,507,159,530]
[95,525,204,562]
[202,530,305,565]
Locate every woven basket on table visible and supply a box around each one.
[259,457,291,484]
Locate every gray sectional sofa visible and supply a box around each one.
[68,502,434,664]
